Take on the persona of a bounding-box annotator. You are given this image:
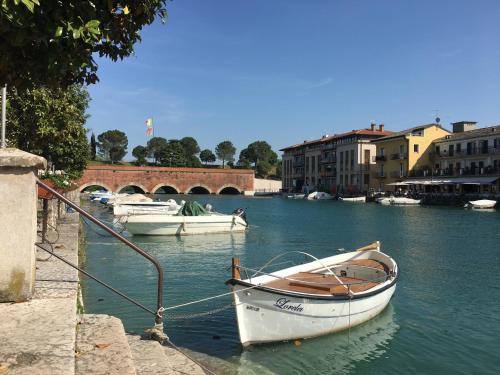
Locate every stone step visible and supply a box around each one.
[127,334,206,375]
[75,314,136,375]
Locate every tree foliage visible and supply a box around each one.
[180,137,201,167]
[97,130,128,163]
[146,136,168,164]
[132,145,148,166]
[180,136,200,157]
[6,84,89,178]
[215,140,236,168]
[0,0,168,88]
[199,149,216,165]
[90,133,97,160]
[244,141,278,166]
[157,141,186,167]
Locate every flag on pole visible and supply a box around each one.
[145,117,153,137]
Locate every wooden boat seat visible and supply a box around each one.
[264,259,385,296]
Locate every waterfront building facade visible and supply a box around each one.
[281,124,392,193]
[432,122,500,177]
[371,123,450,191]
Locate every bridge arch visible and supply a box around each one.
[79,182,113,193]
[186,184,211,194]
[116,183,148,194]
[217,184,242,195]
[151,183,180,194]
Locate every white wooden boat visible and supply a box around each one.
[113,199,183,216]
[121,208,248,236]
[284,193,305,199]
[227,241,398,346]
[307,191,333,200]
[339,196,366,203]
[377,196,421,205]
[465,199,497,209]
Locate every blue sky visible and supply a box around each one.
[87,0,500,158]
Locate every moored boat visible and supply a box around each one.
[226,241,398,346]
[339,196,366,203]
[113,199,183,216]
[465,199,497,209]
[307,191,333,200]
[377,196,421,205]
[121,201,248,236]
[283,193,306,199]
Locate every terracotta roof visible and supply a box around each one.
[280,128,394,151]
[371,123,449,143]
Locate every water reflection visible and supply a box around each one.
[230,304,398,375]
[130,232,247,254]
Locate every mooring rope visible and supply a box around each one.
[161,284,261,312]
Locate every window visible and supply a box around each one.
[436,145,441,155]
[456,143,461,153]
[380,164,384,177]
[399,144,404,155]
[311,156,315,173]
[399,163,404,177]
[350,150,354,167]
[448,144,454,157]
[414,144,419,153]
[380,147,385,156]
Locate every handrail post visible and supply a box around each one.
[36,179,165,337]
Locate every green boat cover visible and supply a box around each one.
[176,201,209,216]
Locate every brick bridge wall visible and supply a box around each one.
[75,165,255,194]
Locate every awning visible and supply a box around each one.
[395,176,499,186]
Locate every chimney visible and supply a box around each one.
[379,124,385,132]
[370,123,376,131]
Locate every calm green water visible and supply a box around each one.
[81,196,500,375]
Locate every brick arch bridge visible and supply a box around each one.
[75,165,255,195]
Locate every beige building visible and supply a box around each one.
[433,122,500,177]
[281,124,392,193]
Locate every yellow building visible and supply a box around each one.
[370,123,451,191]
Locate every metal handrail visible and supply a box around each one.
[36,179,164,327]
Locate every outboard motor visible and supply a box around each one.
[232,208,247,224]
[204,203,213,212]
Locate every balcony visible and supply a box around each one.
[390,153,407,160]
[433,147,500,158]
[410,166,500,177]
[375,155,386,162]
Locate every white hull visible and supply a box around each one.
[307,192,333,200]
[232,283,395,346]
[339,196,366,202]
[284,193,305,199]
[466,199,497,209]
[228,247,398,346]
[123,214,247,236]
[377,197,421,205]
[113,200,181,216]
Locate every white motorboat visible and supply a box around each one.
[377,196,421,205]
[227,241,398,347]
[339,196,366,203]
[283,193,305,199]
[121,202,248,236]
[113,199,183,216]
[307,191,333,200]
[465,199,497,209]
[106,193,150,206]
